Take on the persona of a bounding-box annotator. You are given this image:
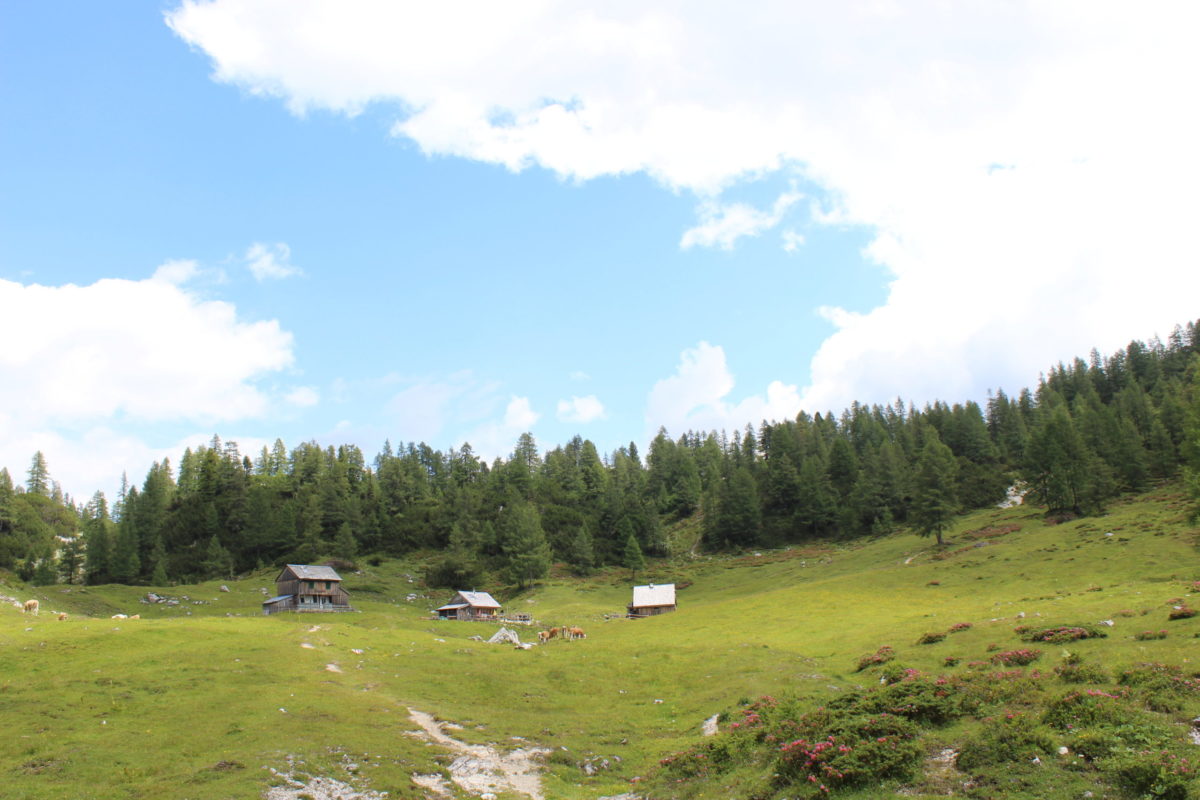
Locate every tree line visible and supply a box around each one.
[3,319,1200,588]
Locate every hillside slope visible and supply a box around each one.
[1,486,1198,799]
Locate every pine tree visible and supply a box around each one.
[911,429,958,546]
[334,522,358,561]
[26,451,50,496]
[500,502,551,588]
[622,531,645,579]
[567,525,594,576]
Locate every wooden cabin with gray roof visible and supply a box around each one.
[262,564,353,615]
[628,583,677,617]
[435,590,501,621]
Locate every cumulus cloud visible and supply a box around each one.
[680,190,801,250]
[465,396,541,460]
[557,395,606,424]
[647,342,802,435]
[0,271,296,498]
[0,273,294,425]
[168,2,1200,412]
[245,242,300,281]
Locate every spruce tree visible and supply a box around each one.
[911,429,958,546]
[500,502,551,588]
[622,531,645,579]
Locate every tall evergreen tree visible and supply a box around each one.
[911,429,958,546]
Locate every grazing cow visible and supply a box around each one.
[568,626,585,640]
[57,612,68,621]
[548,627,561,640]
[537,630,550,644]
[129,614,140,620]
[22,599,39,615]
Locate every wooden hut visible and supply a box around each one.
[262,564,353,615]
[628,583,676,617]
[435,590,501,621]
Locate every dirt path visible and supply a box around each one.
[407,708,550,800]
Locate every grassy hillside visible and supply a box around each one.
[1,485,1198,799]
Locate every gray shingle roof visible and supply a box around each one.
[279,564,343,582]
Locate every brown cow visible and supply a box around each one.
[537,630,550,644]
[568,626,585,640]
[22,599,38,615]
[57,612,68,621]
[547,627,561,640]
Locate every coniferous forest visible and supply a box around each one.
[3,319,1200,590]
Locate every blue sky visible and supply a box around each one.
[2,2,1198,500]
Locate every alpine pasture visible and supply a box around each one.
[2,486,1198,800]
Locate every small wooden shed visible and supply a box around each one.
[436,590,501,621]
[262,564,353,615]
[628,583,676,617]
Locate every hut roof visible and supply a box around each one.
[438,590,501,610]
[631,583,676,608]
[278,564,343,582]
[263,594,293,605]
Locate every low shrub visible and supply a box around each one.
[776,713,923,797]
[957,712,1057,771]
[1043,690,1134,731]
[1114,609,1138,617]
[948,622,972,633]
[1118,663,1200,712]
[855,646,895,672]
[1019,624,1108,643]
[1054,660,1110,685]
[992,649,1042,667]
[1134,630,1169,641]
[1105,749,1197,800]
[917,631,946,645]
[1167,606,1197,621]
[944,656,961,667]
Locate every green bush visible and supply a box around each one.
[1043,690,1134,731]
[917,631,947,645]
[775,713,923,796]
[957,713,1056,771]
[1019,623,1108,643]
[1118,663,1200,713]
[1104,749,1199,800]
[1054,661,1110,684]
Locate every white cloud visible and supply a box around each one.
[557,395,606,424]
[569,370,591,382]
[0,273,294,426]
[464,396,541,460]
[647,342,802,435]
[245,242,300,281]
[385,372,502,443]
[680,190,801,250]
[0,271,296,499]
[168,2,1200,412]
[285,386,320,407]
[781,229,805,254]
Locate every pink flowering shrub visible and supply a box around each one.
[991,648,1042,667]
[855,645,895,672]
[1133,630,1168,641]
[1167,606,1196,620]
[1019,623,1107,643]
[948,622,972,633]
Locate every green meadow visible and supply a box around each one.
[2,485,1198,799]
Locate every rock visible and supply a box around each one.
[702,715,719,736]
[1058,746,1070,756]
[220,585,230,592]
[1100,619,1114,627]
